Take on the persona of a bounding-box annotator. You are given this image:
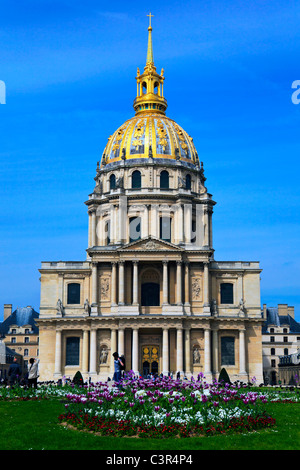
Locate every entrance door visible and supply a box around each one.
[142,346,159,377]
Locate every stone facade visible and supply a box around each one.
[36,24,264,384]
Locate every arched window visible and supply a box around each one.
[110,174,116,190]
[221,337,235,365]
[160,170,169,189]
[220,283,234,304]
[186,174,191,190]
[67,283,81,305]
[66,337,80,366]
[132,170,141,189]
[129,216,141,242]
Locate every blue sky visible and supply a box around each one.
[0,0,299,320]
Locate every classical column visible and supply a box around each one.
[118,261,125,305]
[162,260,169,305]
[132,261,139,305]
[110,329,117,374]
[176,261,182,305]
[184,262,190,305]
[89,329,97,375]
[239,329,247,374]
[162,328,169,375]
[212,328,219,374]
[118,328,125,356]
[54,330,62,376]
[91,210,96,247]
[204,206,209,246]
[203,262,211,314]
[111,262,117,306]
[204,328,211,374]
[82,330,89,374]
[184,328,191,376]
[184,203,192,244]
[177,204,184,244]
[132,328,139,375]
[91,263,98,305]
[176,328,184,375]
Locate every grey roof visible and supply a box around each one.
[262,307,300,334]
[0,307,39,336]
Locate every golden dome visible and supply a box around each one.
[101,113,199,167]
[100,15,200,168]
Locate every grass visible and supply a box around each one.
[0,398,299,450]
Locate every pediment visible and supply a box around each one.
[118,236,184,252]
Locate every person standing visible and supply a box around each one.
[112,352,123,383]
[8,357,22,387]
[28,358,40,389]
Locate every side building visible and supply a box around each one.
[0,304,39,377]
[262,303,300,385]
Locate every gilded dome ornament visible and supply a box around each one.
[100,15,200,169]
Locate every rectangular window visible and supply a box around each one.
[221,336,235,365]
[66,337,80,366]
[220,283,234,304]
[67,283,81,304]
[160,217,171,242]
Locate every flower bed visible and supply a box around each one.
[57,374,278,438]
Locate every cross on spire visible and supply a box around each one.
[147,12,154,28]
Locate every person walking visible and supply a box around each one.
[112,352,123,383]
[8,357,22,387]
[28,358,40,389]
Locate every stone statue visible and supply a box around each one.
[84,299,90,315]
[239,298,246,316]
[56,299,64,316]
[210,299,217,316]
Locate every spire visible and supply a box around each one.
[146,12,154,64]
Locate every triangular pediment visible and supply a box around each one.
[118,236,184,252]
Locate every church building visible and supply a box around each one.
[37,20,264,384]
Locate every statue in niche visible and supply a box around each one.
[100,347,108,364]
[193,347,201,364]
[84,299,90,315]
[56,299,64,316]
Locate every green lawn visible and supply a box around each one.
[0,399,299,450]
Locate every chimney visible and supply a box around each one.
[263,304,267,320]
[3,304,12,321]
[278,304,288,316]
[288,306,295,319]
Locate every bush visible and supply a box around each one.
[72,371,84,386]
[218,368,231,385]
